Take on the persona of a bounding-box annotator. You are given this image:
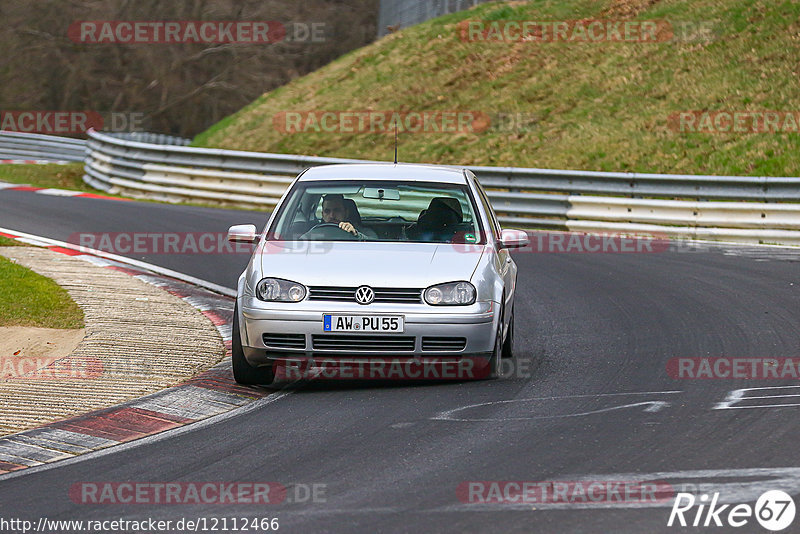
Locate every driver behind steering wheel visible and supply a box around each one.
[301,194,376,240]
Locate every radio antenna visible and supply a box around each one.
[393,119,398,164]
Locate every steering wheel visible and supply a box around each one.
[304,222,358,240]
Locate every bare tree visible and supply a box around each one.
[0,0,377,137]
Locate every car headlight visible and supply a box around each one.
[424,281,476,306]
[256,278,307,302]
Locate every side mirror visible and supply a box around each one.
[227,224,258,243]
[499,229,530,249]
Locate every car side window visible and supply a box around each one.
[472,178,501,239]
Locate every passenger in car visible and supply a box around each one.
[406,197,462,242]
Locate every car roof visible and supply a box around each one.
[297,163,468,184]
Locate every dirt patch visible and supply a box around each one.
[1,326,86,382]
[0,326,84,361]
[602,0,662,18]
[0,327,85,380]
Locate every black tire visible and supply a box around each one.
[502,304,515,360]
[487,304,505,379]
[232,303,275,385]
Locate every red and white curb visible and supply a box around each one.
[0,228,272,475]
[0,180,125,201]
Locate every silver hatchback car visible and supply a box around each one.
[227,163,529,384]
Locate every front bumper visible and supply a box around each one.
[239,298,498,366]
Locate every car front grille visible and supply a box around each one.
[312,334,416,352]
[421,337,467,352]
[308,286,422,304]
[262,333,306,350]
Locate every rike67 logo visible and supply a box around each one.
[668,490,796,531]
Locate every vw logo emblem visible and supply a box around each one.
[354,286,375,305]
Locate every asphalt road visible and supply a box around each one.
[1,189,799,533]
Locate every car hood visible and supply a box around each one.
[257,241,486,288]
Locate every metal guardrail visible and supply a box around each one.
[110,132,191,146]
[0,131,87,162]
[82,129,800,245]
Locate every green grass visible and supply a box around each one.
[193,0,800,176]
[0,163,90,191]
[0,163,134,201]
[0,255,84,328]
[0,236,23,247]
[0,163,140,202]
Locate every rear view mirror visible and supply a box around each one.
[227,224,258,243]
[499,229,530,249]
[363,187,400,200]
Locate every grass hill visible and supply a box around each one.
[193,0,800,177]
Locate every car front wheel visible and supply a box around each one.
[232,303,275,385]
[502,304,514,360]
[487,303,505,379]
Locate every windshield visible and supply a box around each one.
[267,180,485,244]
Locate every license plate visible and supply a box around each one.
[323,315,404,333]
